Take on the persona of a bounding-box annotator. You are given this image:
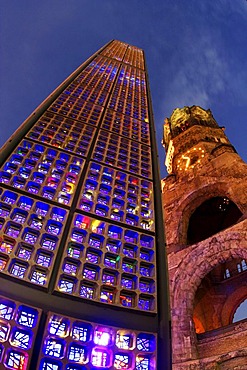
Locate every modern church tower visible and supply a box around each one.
[0,41,170,369]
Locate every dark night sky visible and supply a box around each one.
[1,1,247,179]
[0,0,247,320]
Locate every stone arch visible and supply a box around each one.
[170,227,247,362]
[174,182,244,246]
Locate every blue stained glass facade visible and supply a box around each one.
[0,40,170,368]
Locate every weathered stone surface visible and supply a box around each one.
[162,106,247,369]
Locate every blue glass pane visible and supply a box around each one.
[114,353,131,368]
[39,358,62,370]
[10,328,32,349]
[65,365,86,370]
[68,343,87,362]
[0,322,9,341]
[116,333,132,350]
[137,333,156,352]
[44,338,65,358]
[0,300,15,320]
[136,355,154,370]
[48,316,69,337]
[16,305,38,328]
[5,350,28,370]
[72,322,91,342]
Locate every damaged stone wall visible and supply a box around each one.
[162,113,247,369]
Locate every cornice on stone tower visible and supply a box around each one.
[162,105,235,175]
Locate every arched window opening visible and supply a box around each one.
[224,268,230,279]
[241,259,247,271]
[224,259,247,280]
[233,299,247,323]
[187,196,242,245]
[193,259,247,334]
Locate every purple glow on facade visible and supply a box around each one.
[37,312,156,369]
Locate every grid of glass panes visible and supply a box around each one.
[100,40,128,62]
[101,109,150,145]
[92,130,152,179]
[56,213,156,311]
[38,312,156,369]
[123,46,145,70]
[27,112,96,156]
[48,99,103,127]
[0,295,41,370]
[108,65,148,121]
[0,140,84,206]
[78,162,154,231]
[48,56,120,114]
[0,187,68,286]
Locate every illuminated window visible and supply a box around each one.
[10,328,32,350]
[36,251,52,268]
[137,333,155,352]
[5,350,28,370]
[0,301,15,321]
[79,283,95,299]
[67,243,82,259]
[114,353,132,369]
[136,355,153,370]
[140,263,153,277]
[91,348,111,367]
[68,343,87,362]
[44,338,65,358]
[120,292,135,308]
[121,275,136,290]
[48,316,69,337]
[58,277,76,294]
[138,296,154,311]
[9,261,27,278]
[88,233,104,248]
[102,270,118,286]
[83,265,99,281]
[30,268,47,285]
[224,268,230,279]
[0,322,10,342]
[139,279,154,294]
[16,306,38,328]
[72,322,91,342]
[39,358,62,370]
[63,259,80,275]
[41,235,58,251]
[116,333,133,350]
[122,259,136,274]
[100,288,115,304]
[0,237,15,254]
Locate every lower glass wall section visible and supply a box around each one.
[0,295,41,370]
[0,294,156,369]
[39,312,156,370]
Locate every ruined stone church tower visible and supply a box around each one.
[162,106,247,369]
